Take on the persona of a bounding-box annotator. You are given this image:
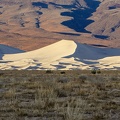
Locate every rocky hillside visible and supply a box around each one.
[0,0,120,50]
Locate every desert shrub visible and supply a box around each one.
[46,70,53,74]
[0,72,4,76]
[97,69,101,74]
[55,89,68,97]
[58,77,69,83]
[78,75,87,84]
[79,75,87,80]
[60,71,66,74]
[62,98,87,120]
[91,69,96,74]
[110,76,119,81]
[92,112,106,120]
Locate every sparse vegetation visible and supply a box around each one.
[97,69,101,74]
[0,70,120,120]
[91,69,96,74]
[61,71,66,74]
[46,70,53,74]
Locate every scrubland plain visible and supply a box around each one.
[0,70,120,120]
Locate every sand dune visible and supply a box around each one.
[0,40,120,70]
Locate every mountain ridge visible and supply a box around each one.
[0,0,120,50]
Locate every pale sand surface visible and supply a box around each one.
[0,40,120,70]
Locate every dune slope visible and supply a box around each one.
[0,40,120,70]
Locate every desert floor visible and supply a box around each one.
[0,70,120,120]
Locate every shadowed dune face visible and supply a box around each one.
[0,44,24,59]
[0,0,120,50]
[66,42,120,60]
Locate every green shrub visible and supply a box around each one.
[46,70,53,74]
[91,69,96,74]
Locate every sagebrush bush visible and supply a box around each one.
[46,70,53,74]
[97,69,101,74]
[91,69,96,74]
